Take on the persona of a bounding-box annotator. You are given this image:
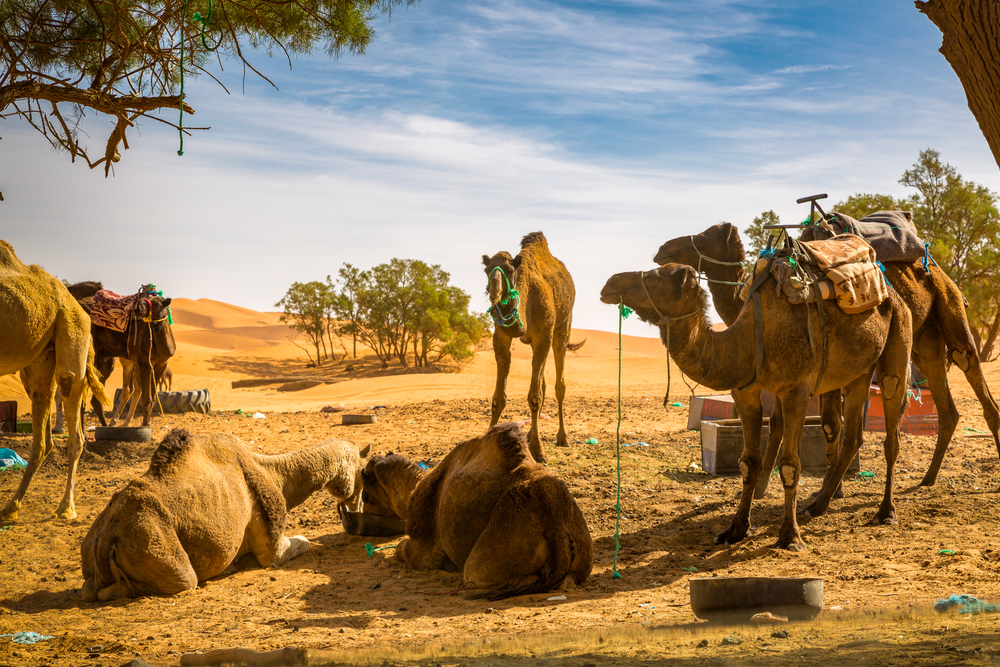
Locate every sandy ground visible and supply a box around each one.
[3,298,1000,666]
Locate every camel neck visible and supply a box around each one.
[698,257,745,327]
[257,443,352,511]
[660,306,756,392]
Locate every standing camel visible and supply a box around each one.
[601,263,912,550]
[0,241,111,521]
[90,291,175,427]
[482,232,584,463]
[654,222,1000,494]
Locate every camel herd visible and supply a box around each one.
[2,215,1000,601]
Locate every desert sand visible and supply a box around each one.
[2,297,1000,666]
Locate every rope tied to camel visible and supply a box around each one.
[639,271,700,407]
[488,266,524,329]
[689,235,748,286]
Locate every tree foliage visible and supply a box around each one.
[275,280,338,366]
[743,210,781,258]
[1,0,412,175]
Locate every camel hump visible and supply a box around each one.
[147,428,198,473]
[520,231,548,249]
[0,240,25,270]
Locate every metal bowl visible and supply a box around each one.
[342,414,377,425]
[689,576,824,623]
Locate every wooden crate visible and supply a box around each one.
[864,386,938,436]
[0,401,16,434]
[701,417,860,477]
[688,393,822,431]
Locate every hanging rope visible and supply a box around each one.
[612,300,632,580]
[177,0,188,156]
[192,0,221,51]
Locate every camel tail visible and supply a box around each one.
[87,360,113,407]
[567,339,586,353]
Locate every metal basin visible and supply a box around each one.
[338,503,406,537]
[689,576,824,623]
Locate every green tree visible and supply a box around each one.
[332,263,368,359]
[275,280,336,367]
[744,210,781,258]
[900,149,1000,357]
[1,1,413,175]
[832,193,911,221]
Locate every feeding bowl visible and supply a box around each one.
[342,414,377,425]
[338,503,407,537]
[689,576,823,623]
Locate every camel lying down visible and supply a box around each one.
[363,422,593,599]
[81,429,370,601]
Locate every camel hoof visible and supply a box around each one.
[53,508,77,521]
[833,486,845,499]
[871,513,897,526]
[780,541,808,552]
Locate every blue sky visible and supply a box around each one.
[2,0,998,338]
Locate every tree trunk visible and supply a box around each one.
[981,308,1000,361]
[916,0,1000,170]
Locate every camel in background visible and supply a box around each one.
[81,429,371,600]
[0,242,110,521]
[601,263,912,550]
[482,232,584,463]
[654,222,1000,495]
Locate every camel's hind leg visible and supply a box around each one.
[53,371,87,520]
[552,329,570,447]
[911,326,959,486]
[715,388,765,546]
[1,358,57,522]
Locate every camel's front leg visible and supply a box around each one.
[526,336,552,463]
[137,363,155,427]
[2,361,57,521]
[753,396,783,499]
[715,388,764,546]
[490,331,512,427]
[873,363,909,525]
[773,387,809,551]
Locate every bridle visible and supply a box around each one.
[688,235,746,286]
[487,266,524,329]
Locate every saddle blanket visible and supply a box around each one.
[91,290,137,332]
[800,210,926,263]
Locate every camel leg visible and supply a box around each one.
[396,536,458,572]
[715,388,764,545]
[802,373,873,519]
[53,371,87,520]
[53,388,65,434]
[110,359,138,426]
[1,360,57,522]
[774,386,809,551]
[819,390,846,499]
[912,327,958,486]
[552,332,570,447]
[753,398,783,499]
[489,331,512,427]
[91,356,115,426]
[526,336,552,464]
[872,367,909,526]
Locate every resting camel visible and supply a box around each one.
[654,223,1000,495]
[90,293,176,427]
[601,263,912,550]
[0,242,111,521]
[482,232,584,463]
[364,423,592,598]
[81,429,371,601]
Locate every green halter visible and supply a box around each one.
[488,266,524,329]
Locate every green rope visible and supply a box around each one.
[365,542,397,557]
[193,0,221,51]
[490,266,520,305]
[612,300,631,580]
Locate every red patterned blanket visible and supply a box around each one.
[91,290,138,332]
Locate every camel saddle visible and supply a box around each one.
[800,210,926,263]
[91,290,138,332]
[741,234,889,315]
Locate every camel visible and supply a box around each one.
[81,428,371,601]
[654,223,1000,495]
[0,242,111,521]
[364,423,593,598]
[90,291,176,427]
[482,232,584,463]
[601,263,913,550]
[337,453,427,536]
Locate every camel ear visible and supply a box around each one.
[359,443,371,458]
[512,256,522,270]
[162,297,172,308]
[482,255,491,268]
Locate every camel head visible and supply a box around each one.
[134,295,172,322]
[360,452,425,520]
[334,442,371,512]
[600,264,706,325]
[653,222,745,267]
[482,251,522,306]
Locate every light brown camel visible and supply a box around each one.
[601,263,913,550]
[368,422,593,599]
[81,429,371,601]
[482,232,584,463]
[0,242,111,521]
[654,223,1000,495]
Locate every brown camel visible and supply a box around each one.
[601,263,913,550]
[368,423,593,599]
[654,223,1000,495]
[90,292,176,427]
[482,232,584,463]
[0,242,111,521]
[81,429,371,601]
